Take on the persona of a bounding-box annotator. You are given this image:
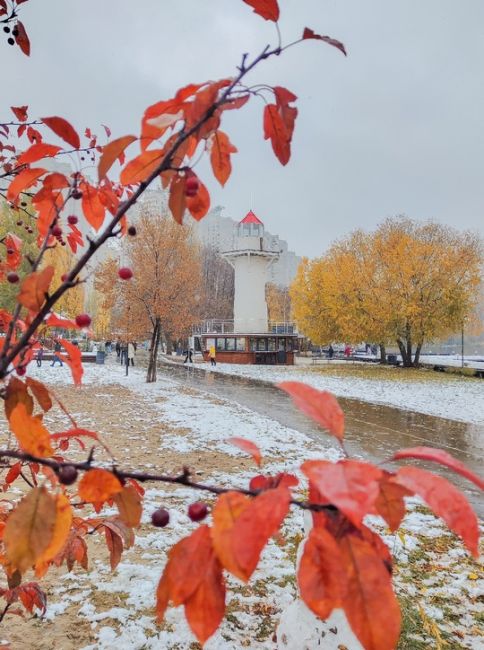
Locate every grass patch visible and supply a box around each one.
[305,362,477,384]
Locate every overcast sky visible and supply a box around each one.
[6,0,484,257]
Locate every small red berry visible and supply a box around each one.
[127,225,136,236]
[118,267,133,280]
[16,366,26,376]
[67,215,78,225]
[52,225,63,237]
[188,502,208,522]
[61,273,69,282]
[6,248,14,255]
[7,272,19,284]
[151,508,170,528]
[58,465,78,486]
[72,190,83,200]
[16,220,23,226]
[75,313,92,328]
[185,176,199,197]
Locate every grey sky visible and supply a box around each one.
[6,0,484,257]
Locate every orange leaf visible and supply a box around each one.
[17,143,62,165]
[4,487,57,573]
[263,104,290,165]
[168,173,187,224]
[226,437,261,466]
[298,526,346,619]
[9,403,54,457]
[301,460,382,527]
[374,472,411,532]
[35,494,72,577]
[5,376,33,420]
[41,116,80,149]
[120,149,163,185]
[78,469,122,508]
[98,135,137,181]
[58,338,84,385]
[302,28,347,56]
[80,182,105,231]
[14,20,30,56]
[6,167,46,202]
[45,313,81,330]
[273,86,298,144]
[278,382,345,440]
[392,446,484,491]
[211,492,251,581]
[11,106,28,122]
[4,233,22,270]
[186,177,210,221]
[184,550,225,645]
[393,466,479,557]
[340,532,401,650]
[114,485,142,527]
[242,0,279,21]
[25,377,52,412]
[210,131,237,187]
[17,266,54,312]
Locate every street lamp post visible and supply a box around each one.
[461,321,464,369]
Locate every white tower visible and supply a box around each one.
[222,211,279,333]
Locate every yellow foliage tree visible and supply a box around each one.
[291,218,482,366]
[43,246,85,319]
[266,282,292,323]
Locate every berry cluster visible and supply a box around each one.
[3,24,18,47]
[151,501,209,528]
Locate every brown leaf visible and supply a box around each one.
[5,376,33,420]
[114,485,142,527]
[25,377,52,412]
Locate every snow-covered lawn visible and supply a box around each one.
[4,358,482,649]
[209,361,484,425]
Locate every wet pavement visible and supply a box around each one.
[159,361,484,517]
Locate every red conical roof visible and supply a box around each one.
[240,210,263,225]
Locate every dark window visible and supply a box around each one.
[236,337,246,351]
[226,338,235,351]
[257,338,267,351]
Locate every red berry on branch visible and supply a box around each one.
[61,273,69,282]
[16,366,26,376]
[16,220,23,226]
[127,225,136,236]
[72,190,83,200]
[118,267,133,280]
[52,225,63,237]
[188,501,208,522]
[151,508,170,528]
[185,176,199,197]
[6,248,14,255]
[67,215,78,225]
[58,465,78,486]
[75,313,92,328]
[7,272,19,284]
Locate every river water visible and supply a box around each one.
[158,361,483,517]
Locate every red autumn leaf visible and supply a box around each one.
[79,182,105,231]
[14,20,30,56]
[273,86,298,143]
[226,437,262,466]
[263,104,290,165]
[298,526,346,620]
[6,583,47,615]
[393,466,479,557]
[242,0,279,21]
[11,106,28,122]
[301,460,383,527]
[278,382,345,441]
[98,135,137,181]
[4,233,22,270]
[5,462,22,486]
[210,492,251,581]
[340,532,401,650]
[25,377,52,412]
[53,528,88,572]
[41,116,80,149]
[58,338,83,385]
[114,485,142,528]
[120,149,164,185]
[17,266,54,312]
[102,124,111,138]
[184,551,226,645]
[17,143,62,165]
[249,472,298,491]
[374,472,411,532]
[50,427,100,444]
[185,177,210,221]
[6,167,46,202]
[392,446,484,491]
[45,313,81,330]
[302,27,347,56]
[168,173,187,224]
[78,469,122,507]
[210,130,237,186]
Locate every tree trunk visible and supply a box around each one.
[379,343,387,364]
[146,317,161,383]
[397,339,412,367]
[414,342,423,367]
[165,334,173,356]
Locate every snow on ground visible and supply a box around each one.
[420,354,484,370]
[20,358,484,649]
[209,361,484,425]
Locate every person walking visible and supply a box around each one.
[36,345,43,367]
[51,340,63,367]
[127,341,135,366]
[209,344,216,367]
[328,344,334,360]
[183,348,193,364]
[115,340,121,359]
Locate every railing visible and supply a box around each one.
[193,320,298,335]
